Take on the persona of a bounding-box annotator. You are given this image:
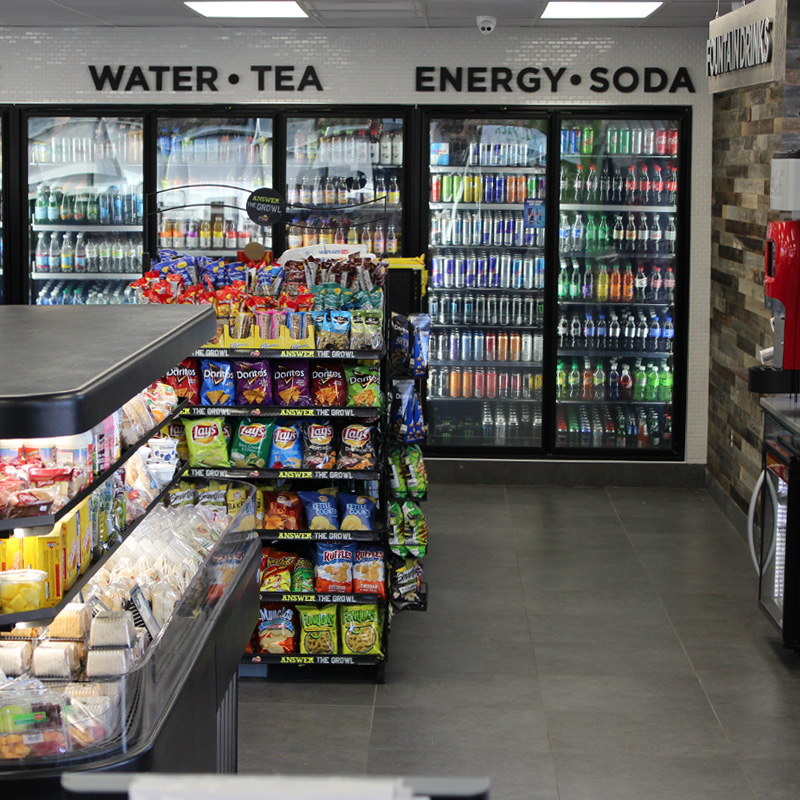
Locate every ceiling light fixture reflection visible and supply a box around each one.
[184,1,308,18]
[541,1,662,19]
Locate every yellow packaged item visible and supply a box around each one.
[23,532,64,607]
[298,604,338,656]
[340,603,383,656]
[76,497,92,576]
[4,537,24,572]
[0,569,47,614]
[60,510,81,589]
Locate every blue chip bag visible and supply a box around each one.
[298,491,339,531]
[199,359,235,407]
[338,493,377,532]
[268,421,304,469]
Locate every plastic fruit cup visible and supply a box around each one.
[0,570,47,614]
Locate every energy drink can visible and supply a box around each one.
[524,296,537,326]
[488,252,500,287]
[430,214,442,246]
[474,367,486,398]
[491,143,502,166]
[487,296,499,325]
[503,213,514,247]
[437,292,449,323]
[509,332,521,361]
[465,255,477,287]
[510,370,522,397]
[486,367,498,398]
[449,366,461,397]
[481,211,493,245]
[471,212,483,246]
[461,331,473,362]
[443,254,455,288]
[513,213,525,246]
[535,256,545,288]
[453,214,463,246]
[430,174,442,202]
[484,174,495,204]
[521,333,533,362]
[461,367,474,397]
[523,224,536,247]
[442,174,453,202]
[450,292,464,324]
[467,141,479,165]
[452,174,463,202]
[512,256,524,289]
[448,329,461,361]
[476,255,489,288]
[522,257,535,289]
[463,292,475,324]
[430,255,444,288]
[495,174,506,203]
[499,296,511,326]
[507,142,519,167]
[494,213,505,246]
[486,332,497,360]
[499,253,512,288]
[479,142,491,166]
[560,128,570,154]
[475,295,487,324]
[463,174,474,203]
[428,292,440,320]
[473,330,485,361]
[441,215,452,246]
[511,295,524,326]
[498,369,510,396]
[454,253,465,288]
[435,331,448,361]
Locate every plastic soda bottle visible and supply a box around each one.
[594,362,606,400]
[633,364,648,401]
[596,263,609,302]
[659,365,673,402]
[568,362,581,399]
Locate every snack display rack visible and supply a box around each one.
[0,305,264,791]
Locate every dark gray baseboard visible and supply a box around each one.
[426,457,706,487]
[705,469,749,541]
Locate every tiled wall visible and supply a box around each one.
[0,24,713,463]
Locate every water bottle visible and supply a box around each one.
[48,231,61,272]
[35,232,49,272]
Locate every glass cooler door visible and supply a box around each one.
[156,115,274,257]
[284,115,405,256]
[425,116,547,450]
[28,114,144,305]
[555,115,680,451]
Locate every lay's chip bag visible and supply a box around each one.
[267,422,303,470]
[182,417,231,468]
[230,418,275,469]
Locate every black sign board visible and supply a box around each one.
[246,188,285,226]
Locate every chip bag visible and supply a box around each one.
[298,604,337,656]
[297,491,339,531]
[409,314,431,377]
[199,359,235,406]
[344,363,381,408]
[392,379,428,443]
[291,557,314,593]
[390,312,410,373]
[341,604,383,656]
[388,499,406,556]
[315,542,355,593]
[302,420,336,470]
[388,445,408,498]
[257,604,297,653]
[260,549,298,592]
[401,500,428,558]
[310,362,346,407]
[272,361,312,407]
[233,360,274,406]
[337,423,378,471]
[317,310,351,351]
[339,493,377,531]
[402,444,428,499]
[182,418,231,468]
[268,423,303,470]
[163,358,200,406]
[230,418,275,469]
[353,547,386,599]
[262,491,303,530]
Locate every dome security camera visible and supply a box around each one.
[477,15,496,34]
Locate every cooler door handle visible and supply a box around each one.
[748,470,766,574]
[766,238,776,279]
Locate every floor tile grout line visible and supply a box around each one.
[603,486,761,800]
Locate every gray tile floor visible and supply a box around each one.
[238,484,800,800]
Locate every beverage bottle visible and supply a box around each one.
[312,176,324,206]
[74,233,86,272]
[99,238,111,271]
[237,217,249,249]
[568,362,581,399]
[663,409,673,444]
[648,313,661,351]
[173,218,187,250]
[648,265,663,301]
[225,218,237,249]
[35,185,48,223]
[609,263,621,302]
[333,176,346,205]
[573,165,584,203]
[47,187,60,222]
[623,315,636,350]
[570,315,582,349]
[35,233,49,271]
[343,131,356,164]
[346,225,359,245]
[569,261,581,299]
[557,314,569,348]
[361,225,372,249]
[624,166,636,204]
[111,237,125,272]
[556,361,567,398]
[559,166,567,201]
[212,218,224,249]
[612,214,624,248]
[665,215,676,253]
[558,260,569,299]
[662,314,675,353]
[598,214,610,249]
[324,177,336,206]
[380,131,393,164]
[584,314,595,349]
[651,164,664,205]
[572,213,584,252]
[582,359,594,400]
[334,226,346,245]
[60,191,73,222]
[197,218,210,249]
[637,314,649,350]
[633,364,647,401]
[664,265,675,303]
[98,188,110,225]
[585,214,598,253]
[386,225,399,254]
[112,186,123,224]
[625,214,637,253]
[85,238,98,272]
[296,176,310,206]
[374,176,386,201]
[286,221,301,249]
[581,124,595,155]
[646,364,659,400]
[596,263,609,302]
[638,213,649,251]
[622,263,634,301]
[608,360,620,399]
[73,194,86,223]
[650,214,663,253]
[494,406,507,445]
[159,216,171,249]
[600,163,611,204]
[392,130,403,165]
[667,167,678,205]
[388,176,400,205]
[126,238,138,272]
[611,165,623,204]
[507,406,520,440]
[582,261,593,300]
[84,191,98,223]
[373,226,385,254]
[594,361,606,400]
[481,404,494,440]
[586,164,599,203]
[637,409,649,448]
[61,233,75,272]
[596,313,608,349]
[48,231,61,271]
[609,314,621,349]
[559,213,571,253]
[659,365,673,402]
[655,123,668,155]
[638,163,651,204]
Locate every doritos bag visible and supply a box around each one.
[310,362,346,407]
[390,312,410,373]
[199,359,235,407]
[233,360,274,406]
[272,361,313,407]
[182,417,231,468]
[409,314,431,377]
[344,363,381,408]
[163,358,200,405]
[268,422,304,469]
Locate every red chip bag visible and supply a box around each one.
[260,549,299,591]
[262,491,304,530]
[310,362,347,407]
[163,358,200,406]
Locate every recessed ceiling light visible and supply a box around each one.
[541,1,662,19]
[184,1,308,18]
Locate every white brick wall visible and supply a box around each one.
[0,25,712,463]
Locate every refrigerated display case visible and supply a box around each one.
[423,114,548,450]
[555,114,682,452]
[284,114,406,256]
[27,114,145,305]
[156,114,274,257]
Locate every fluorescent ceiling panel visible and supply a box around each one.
[541,1,662,19]
[185,1,307,17]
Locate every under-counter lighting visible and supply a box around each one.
[184,1,308,18]
[541,1,662,19]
